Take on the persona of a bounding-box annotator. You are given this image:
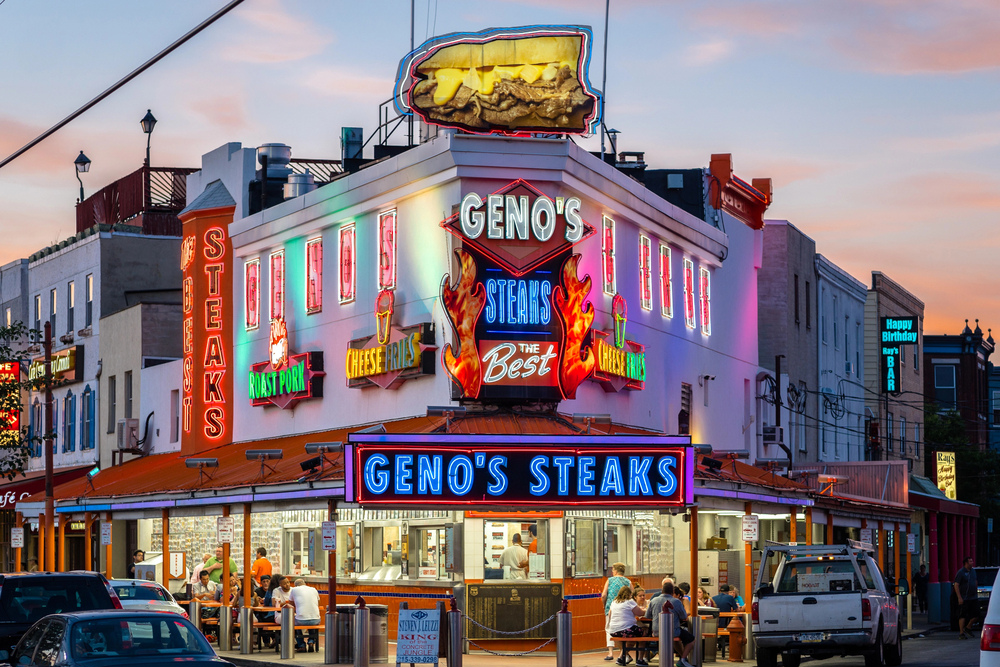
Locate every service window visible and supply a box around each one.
[412,527,446,580]
[336,524,358,576]
[283,526,327,577]
[571,519,602,576]
[359,524,403,581]
[483,520,547,580]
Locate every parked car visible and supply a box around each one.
[0,572,122,655]
[109,581,188,618]
[0,610,234,667]
[981,577,1000,665]
[978,567,999,618]
[752,542,901,667]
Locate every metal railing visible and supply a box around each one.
[75,165,196,235]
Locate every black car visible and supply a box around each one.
[0,610,234,667]
[0,573,122,655]
[977,566,999,616]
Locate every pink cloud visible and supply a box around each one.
[300,68,394,102]
[189,93,251,131]
[220,0,333,64]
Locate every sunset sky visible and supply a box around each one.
[1,0,997,335]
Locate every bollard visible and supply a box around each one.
[447,596,462,667]
[743,612,754,661]
[691,613,702,667]
[239,607,253,654]
[191,599,202,633]
[726,616,744,662]
[220,607,233,652]
[436,601,447,659]
[556,599,572,667]
[659,603,674,667]
[325,605,338,665]
[281,606,295,660]
[354,596,370,667]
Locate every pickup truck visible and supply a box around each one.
[751,543,901,667]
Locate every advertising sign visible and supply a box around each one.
[100,523,112,546]
[395,25,602,136]
[935,451,956,500]
[249,318,325,409]
[0,362,19,436]
[217,516,235,544]
[880,317,917,395]
[741,515,759,542]
[28,346,82,384]
[590,295,646,392]
[440,180,596,402]
[322,521,336,551]
[347,433,693,508]
[11,527,23,548]
[397,608,440,664]
[346,290,436,389]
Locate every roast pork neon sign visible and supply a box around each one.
[249,319,325,409]
[346,434,693,507]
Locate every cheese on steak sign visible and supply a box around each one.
[440,179,596,402]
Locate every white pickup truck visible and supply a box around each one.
[751,543,901,667]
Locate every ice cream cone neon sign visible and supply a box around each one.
[612,294,627,349]
[375,290,395,345]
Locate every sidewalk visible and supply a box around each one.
[900,611,950,639]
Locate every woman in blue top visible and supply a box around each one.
[601,562,630,661]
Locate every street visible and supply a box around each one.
[783,633,981,667]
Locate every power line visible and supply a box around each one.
[0,0,246,171]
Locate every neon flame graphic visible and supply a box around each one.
[375,289,395,345]
[441,249,485,398]
[612,294,627,349]
[553,254,595,399]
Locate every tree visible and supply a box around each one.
[0,321,39,479]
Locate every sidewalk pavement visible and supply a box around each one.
[901,611,950,639]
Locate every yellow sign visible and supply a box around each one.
[936,451,956,500]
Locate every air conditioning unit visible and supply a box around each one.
[117,419,139,450]
[845,361,855,375]
[762,426,783,444]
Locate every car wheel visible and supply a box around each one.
[864,626,884,667]
[884,625,902,667]
[781,651,801,667]
[757,647,778,667]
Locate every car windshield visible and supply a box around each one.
[70,617,212,660]
[112,585,171,602]
[978,568,998,588]
[0,577,111,624]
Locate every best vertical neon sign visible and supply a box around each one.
[378,209,397,291]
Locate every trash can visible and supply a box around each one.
[699,607,720,663]
[336,604,389,664]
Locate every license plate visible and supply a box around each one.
[799,633,823,643]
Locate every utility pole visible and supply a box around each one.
[43,322,55,572]
[775,354,792,463]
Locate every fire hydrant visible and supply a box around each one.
[727,615,746,662]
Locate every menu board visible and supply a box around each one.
[485,522,509,568]
[465,583,561,639]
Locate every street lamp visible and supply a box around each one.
[74,151,91,202]
[140,109,157,166]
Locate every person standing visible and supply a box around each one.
[127,550,145,578]
[601,562,630,661]
[914,564,930,614]
[499,533,528,579]
[205,546,238,585]
[251,547,272,587]
[288,579,321,651]
[954,556,978,639]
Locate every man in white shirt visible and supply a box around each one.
[191,570,219,623]
[288,579,321,651]
[499,533,529,579]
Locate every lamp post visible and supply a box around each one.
[140,109,156,166]
[74,151,91,202]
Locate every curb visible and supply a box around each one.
[902,625,950,640]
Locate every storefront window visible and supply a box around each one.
[283,526,325,577]
[571,519,601,576]
[414,527,445,580]
[359,525,402,581]
[483,520,547,580]
[337,524,358,576]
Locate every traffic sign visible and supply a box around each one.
[742,514,759,542]
[906,533,916,553]
[11,527,23,548]
[860,528,873,544]
[322,521,336,550]
[217,516,235,544]
[100,523,112,546]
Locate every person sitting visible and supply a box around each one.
[191,570,219,641]
[288,579,321,652]
[607,586,648,666]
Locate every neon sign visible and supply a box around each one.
[378,210,397,291]
[590,294,646,392]
[347,290,436,390]
[0,362,20,436]
[639,235,652,311]
[394,25,602,136]
[249,318,324,409]
[880,316,917,395]
[202,227,227,440]
[659,244,672,319]
[699,267,711,336]
[346,434,693,508]
[339,223,356,303]
[28,346,81,383]
[245,259,260,330]
[306,237,323,314]
[683,258,695,329]
[484,278,551,326]
[602,216,615,296]
[269,249,284,321]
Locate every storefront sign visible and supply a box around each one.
[881,316,917,395]
[440,180,596,402]
[0,362,19,436]
[395,25,601,136]
[217,516,234,544]
[249,318,325,409]
[396,609,440,664]
[322,521,336,551]
[100,523,112,546]
[741,515,759,542]
[10,527,23,548]
[28,346,82,383]
[935,451,956,500]
[591,295,646,392]
[170,553,186,579]
[906,533,916,553]
[346,290,436,389]
[347,433,694,508]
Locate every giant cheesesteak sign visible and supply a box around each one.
[440,179,596,402]
[346,433,694,508]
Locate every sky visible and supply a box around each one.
[0,0,998,335]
